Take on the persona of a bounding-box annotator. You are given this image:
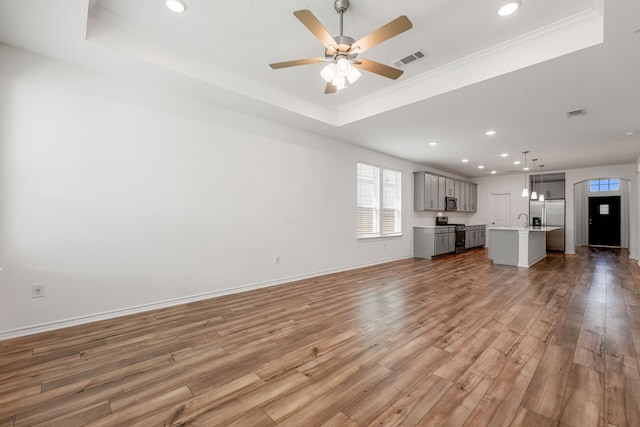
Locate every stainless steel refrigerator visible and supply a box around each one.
[530,199,565,252]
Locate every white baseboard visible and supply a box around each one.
[0,255,411,341]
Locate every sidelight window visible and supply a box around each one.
[357,163,402,238]
[589,178,619,192]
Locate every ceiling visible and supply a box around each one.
[1,0,639,177]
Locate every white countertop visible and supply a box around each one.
[488,226,561,232]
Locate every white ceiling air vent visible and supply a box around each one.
[566,108,586,118]
[393,50,426,67]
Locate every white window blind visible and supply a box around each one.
[382,169,402,234]
[357,163,401,238]
[357,163,380,236]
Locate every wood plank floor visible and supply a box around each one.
[1,247,640,426]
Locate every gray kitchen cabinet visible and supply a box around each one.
[465,225,486,249]
[465,226,476,249]
[414,172,440,210]
[478,225,486,247]
[469,184,477,212]
[414,172,477,212]
[434,232,449,255]
[445,179,455,197]
[459,182,469,212]
[414,227,455,258]
[543,180,565,199]
[438,177,446,211]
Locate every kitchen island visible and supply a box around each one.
[488,226,561,268]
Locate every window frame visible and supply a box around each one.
[356,162,402,239]
[589,178,620,192]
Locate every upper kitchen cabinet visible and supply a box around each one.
[532,172,565,199]
[445,179,455,197]
[414,172,440,210]
[459,182,469,212]
[457,182,477,212]
[414,172,477,212]
[544,180,565,199]
[469,184,477,212]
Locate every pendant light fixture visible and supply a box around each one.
[538,165,545,201]
[530,158,538,200]
[521,151,529,198]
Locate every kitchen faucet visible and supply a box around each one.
[517,213,529,227]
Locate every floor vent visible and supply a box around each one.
[566,108,586,118]
[393,50,426,67]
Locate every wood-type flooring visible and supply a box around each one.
[1,247,640,426]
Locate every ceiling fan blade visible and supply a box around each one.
[354,58,403,80]
[350,15,413,54]
[269,57,326,69]
[325,82,337,94]
[293,10,337,50]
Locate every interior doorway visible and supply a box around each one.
[588,196,621,247]
[489,193,510,226]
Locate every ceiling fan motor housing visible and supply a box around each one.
[326,35,358,59]
[334,0,349,13]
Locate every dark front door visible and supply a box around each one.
[588,196,621,247]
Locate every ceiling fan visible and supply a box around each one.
[269,0,413,94]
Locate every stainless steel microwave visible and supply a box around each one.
[445,197,457,211]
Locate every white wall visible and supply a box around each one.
[0,46,424,338]
[565,165,637,255]
[470,164,637,257]
[574,178,631,248]
[469,174,531,227]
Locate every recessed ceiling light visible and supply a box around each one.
[498,1,521,16]
[523,167,530,171]
[513,161,521,165]
[491,170,497,174]
[478,165,485,169]
[627,131,639,136]
[462,158,469,163]
[429,141,439,146]
[485,130,497,136]
[166,0,187,13]
[500,153,509,157]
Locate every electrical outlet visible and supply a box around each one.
[275,256,281,264]
[32,284,45,298]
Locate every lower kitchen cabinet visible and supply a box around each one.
[414,227,455,258]
[465,225,486,249]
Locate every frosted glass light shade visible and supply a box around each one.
[522,188,529,198]
[530,191,538,200]
[320,63,337,82]
[346,66,361,83]
[331,75,346,90]
[336,58,351,76]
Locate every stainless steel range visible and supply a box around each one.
[436,217,466,254]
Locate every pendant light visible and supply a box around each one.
[530,159,538,200]
[521,151,529,198]
[538,165,545,201]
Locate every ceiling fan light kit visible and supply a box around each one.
[269,0,412,94]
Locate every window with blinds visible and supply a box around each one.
[357,163,401,238]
